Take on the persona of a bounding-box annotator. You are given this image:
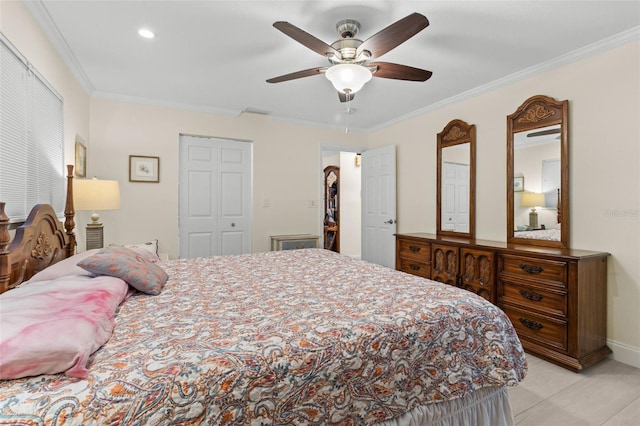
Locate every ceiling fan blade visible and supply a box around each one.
[338,91,355,103]
[527,128,561,137]
[356,13,429,59]
[266,67,326,83]
[273,21,339,58]
[369,62,432,81]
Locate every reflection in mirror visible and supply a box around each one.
[437,119,475,239]
[514,124,561,235]
[507,95,568,248]
[324,166,339,252]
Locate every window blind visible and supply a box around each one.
[0,32,64,222]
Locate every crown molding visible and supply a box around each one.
[23,0,94,94]
[370,26,640,132]
[91,91,239,116]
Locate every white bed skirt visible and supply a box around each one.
[377,386,514,426]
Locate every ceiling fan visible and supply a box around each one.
[266,13,433,102]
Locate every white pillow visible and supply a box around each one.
[125,239,158,255]
[24,249,100,284]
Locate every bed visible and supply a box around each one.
[514,227,561,241]
[0,172,527,425]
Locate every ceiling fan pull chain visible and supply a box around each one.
[345,93,351,134]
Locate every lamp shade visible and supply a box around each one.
[325,64,372,94]
[75,178,120,211]
[521,192,545,208]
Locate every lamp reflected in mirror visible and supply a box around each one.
[521,192,545,229]
[75,178,120,250]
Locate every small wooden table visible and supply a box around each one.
[270,234,319,251]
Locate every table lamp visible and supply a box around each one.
[521,192,545,230]
[74,178,120,250]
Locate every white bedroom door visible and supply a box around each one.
[361,145,396,268]
[179,135,252,258]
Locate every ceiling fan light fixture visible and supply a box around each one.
[325,64,372,94]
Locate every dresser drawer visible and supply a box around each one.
[397,258,431,279]
[502,305,568,352]
[398,239,431,262]
[499,279,567,318]
[500,254,568,287]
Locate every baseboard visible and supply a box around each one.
[608,339,640,368]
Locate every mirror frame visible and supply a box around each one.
[324,165,340,252]
[507,95,569,248]
[437,119,476,239]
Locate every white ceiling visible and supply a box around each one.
[26,1,640,131]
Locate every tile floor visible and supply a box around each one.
[508,354,640,425]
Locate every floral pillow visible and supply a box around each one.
[77,246,168,295]
[109,243,160,263]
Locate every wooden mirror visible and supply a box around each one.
[507,95,569,248]
[324,165,339,252]
[437,119,476,239]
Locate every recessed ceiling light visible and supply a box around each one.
[138,28,156,39]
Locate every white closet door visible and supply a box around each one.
[179,135,252,258]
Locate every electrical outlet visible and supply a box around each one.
[263,198,270,207]
[307,200,318,208]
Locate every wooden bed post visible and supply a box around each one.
[65,164,76,257]
[0,202,10,293]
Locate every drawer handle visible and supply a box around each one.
[409,245,421,253]
[519,289,544,301]
[409,264,421,271]
[519,318,544,330]
[519,264,544,274]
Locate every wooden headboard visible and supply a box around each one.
[0,165,76,293]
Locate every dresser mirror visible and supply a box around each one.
[507,95,569,248]
[437,119,476,239]
[324,165,340,252]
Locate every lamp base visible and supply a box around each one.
[86,223,104,250]
[528,210,539,230]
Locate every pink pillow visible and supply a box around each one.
[0,275,129,379]
[77,246,168,295]
[25,249,100,283]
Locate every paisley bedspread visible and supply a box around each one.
[0,249,527,425]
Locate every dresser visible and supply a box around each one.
[396,233,610,372]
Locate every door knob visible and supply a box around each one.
[231,223,236,227]
[384,219,396,224]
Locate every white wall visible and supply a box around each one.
[88,98,366,257]
[368,40,640,366]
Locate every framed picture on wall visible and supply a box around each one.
[75,142,86,177]
[514,176,524,192]
[129,155,160,183]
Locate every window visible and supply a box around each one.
[0,32,64,223]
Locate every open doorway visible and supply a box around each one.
[321,148,362,258]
